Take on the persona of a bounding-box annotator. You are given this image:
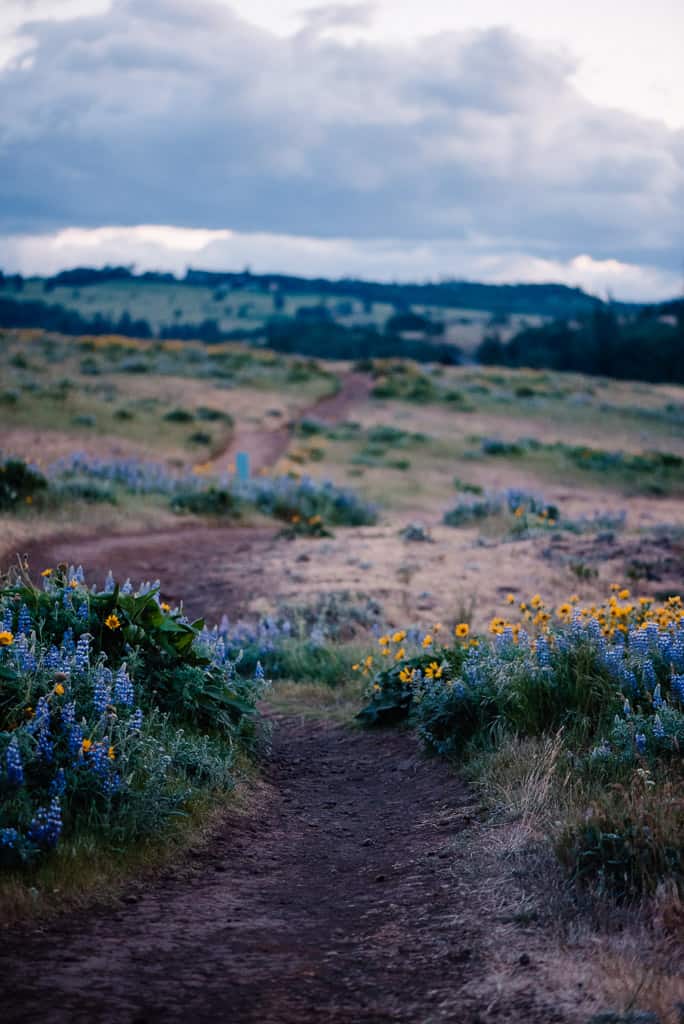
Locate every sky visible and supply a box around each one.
[0,0,682,300]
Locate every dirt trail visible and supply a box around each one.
[212,372,373,473]
[1,716,592,1024]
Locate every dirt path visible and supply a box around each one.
[212,372,373,473]
[0,715,593,1024]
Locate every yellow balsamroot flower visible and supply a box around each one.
[530,594,543,609]
[569,594,580,604]
[381,646,390,657]
[105,613,121,631]
[378,635,390,647]
[372,683,381,692]
[619,588,630,600]
[394,646,406,661]
[399,667,414,684]
[0,631,14,647]
[424,661,443,680]
[53,683,65,696]
[489,616,505,635]
[41,568,53,578]
[514,506,524,518]
[81,739,93,754]
[161,602,171,613]
[557,603,572,618]
[422,634,433,648]
[108,746,116,761]
[364,655,373,670]
[352,663,360,672]
[69,579,79,589]
[392,630,407,644]
[454,623,469,639]
[610,583,620,592]
[469,638,480,648]
[433,622,442,633]
[506,593,515,604]
[308,514,322,526]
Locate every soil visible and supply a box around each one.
[0,715,599,1024]
[212,372,374,473]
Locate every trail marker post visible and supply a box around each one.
[236,451,251,481]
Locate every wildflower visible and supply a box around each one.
[652,715,665,739]
[635,732,647,755]
[399,667,414,684]
[557,603,572,618]
[618,588,630,600]
[394,647,405,661]
[53,683,65,696]
[506,594,515,604]
[422,634,433,648]
[6,737,24,786]
[108,746,116,761]
[454,623,469,639]
[81,739,93,754]
[424,661,443,680]
[433,623,442,633]
[381,646,390,656]
[69,579,79,589]
[41,568,53,578]
[27,797,62,849]
[105,613,121,631]
[0,630,14,647]
[530,594,543,609]
[161,602,171,613]
[113,665,134,706]
[352,663,360,671]
[514,506,524,518]
[372,683,381,692]
[392,630,406,644]
[364,655,373,670]
[378,635,390,647]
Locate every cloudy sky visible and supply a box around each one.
[0,0,682,299]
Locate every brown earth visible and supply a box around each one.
[1,715,605,1024]
[212,372,374,474]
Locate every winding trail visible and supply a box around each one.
[1,716,580,1024]
[212,371,374,473]
[1,368,602,1022]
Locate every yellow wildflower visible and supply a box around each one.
[105,613,121,631]
[392,630,407,644]
[619,588,630,600]
[352,663,360,672]
[41,568,53,578]
[69,579,79,589]
[378,635,390,647]
[108,746,116,761]
[364,655,373,669]
[399,667,414,684]
[454,623,469,638]
[422,634,433,648]
[161,602,171,613]
[394,647,406,661]
[81,739,93,754]
[0,631,14,647]
[506,593,515,604]
[53,683,65,696]
[530,594,542,609]
[424,661,443,680]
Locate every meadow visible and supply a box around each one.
[1,327,683,1022]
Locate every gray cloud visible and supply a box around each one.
[0,0,682,274]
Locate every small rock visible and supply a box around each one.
[361,838,374,847]
[518,953,531,967]
[374,873,386,883]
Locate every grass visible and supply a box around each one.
[0,752,259,928]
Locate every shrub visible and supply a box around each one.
[0,458,47,510]
[0,565,264,868]
[164,408,195,423]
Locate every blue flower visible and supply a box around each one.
[113,665,134,706]
[28,797,62,849]
[652,714,665,739]
[6,736,24,785]
[73,633,91,673]
[635,732,647,755]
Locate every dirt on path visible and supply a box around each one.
[211,371,374,473]
[0,714,597,1024]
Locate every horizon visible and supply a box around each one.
[0,1,682,302]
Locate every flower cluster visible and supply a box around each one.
[0,564,264,866]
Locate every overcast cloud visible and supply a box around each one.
[0,0,682,298]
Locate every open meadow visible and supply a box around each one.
[1,327,682,1023]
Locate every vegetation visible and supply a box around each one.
[357,589,684,900]
[0,564,264,868]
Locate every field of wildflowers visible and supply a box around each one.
[0,562,264,869]
[357,588,684,899]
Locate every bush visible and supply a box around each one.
[164,408,195,423]
[356,589,684,896]
[0,458,47,510]
[0,565,264,868]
